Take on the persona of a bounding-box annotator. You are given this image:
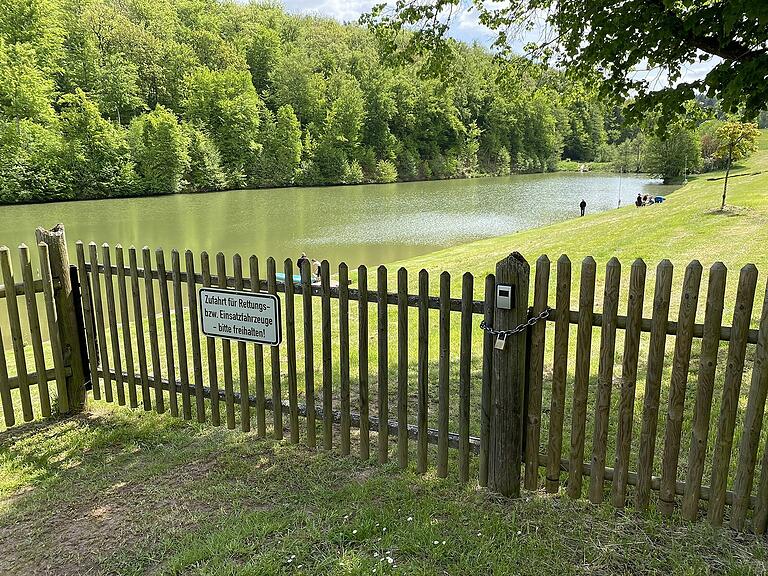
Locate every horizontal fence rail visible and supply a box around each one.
[7,228,768,535]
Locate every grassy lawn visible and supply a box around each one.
[2,133,768,573]
[1,403,767,575]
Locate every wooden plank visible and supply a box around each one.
[567,256,596,499]
[479,273,495,487]
[589,257,621,504]
[143,247,164,413]
[89,243,112,404]
[201,252,219,425]
[115,246,138,409]
[488,253,529,498]
[234,255,250,432]
[459,271,473,483]
[707,264,758,526]
[339,263,351,455]
[172,250,192,420]
[129,247,151,411]
[75,242,101,402]
[681,262,727,520]
[37,243,68,414]
[321,260,332,450]
[185,250,205,422]
[377,265,389,464]
[250,256,266,437]
[103,245,126,406]
[285,258,299,443]
[635,260,674,509]
[417,269,429,474]
[732,278,768,531]
[546,255,571,493]
[216,252,234,429]
[358,264,370,460]
[19,244,51,417]
[525,255,550,490]
[437,271,450,478]
[397,266,409,469]
[611,258,646,507]
[267,257,282,439]
[658,261,703,515]
[300,259,316,447]
[156,249,177,416]
[0,322,13,426]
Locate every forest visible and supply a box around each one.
[0,0,763,203]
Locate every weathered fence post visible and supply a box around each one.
[488,252,530,497]
[35,224,87,412]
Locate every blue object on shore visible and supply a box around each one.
[654,196,665,203]
[275,272,302,284]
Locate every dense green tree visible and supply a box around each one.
[644,124,701,184]
[184,124,226,192]
[129,105,189,194]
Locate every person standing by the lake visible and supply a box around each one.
[298,252,309,273]
[579,199,587,216]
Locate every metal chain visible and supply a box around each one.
[479,307,553,337]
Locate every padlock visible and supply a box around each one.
[494,333,507,350]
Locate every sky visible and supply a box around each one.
[279,0,717,85]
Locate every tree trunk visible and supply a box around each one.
[721,144,733,210]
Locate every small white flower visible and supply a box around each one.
[353,529,358,534]
[433,540,439,545]
[516,530,522,535]
[373,552,379,557]
[442,540,446,545]
[387,557,394,564]
[382,527,387,532]
[407,516,413,522]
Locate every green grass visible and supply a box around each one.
[556,159,616,173]
[1,403,767,575]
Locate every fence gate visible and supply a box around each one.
[0,225,87,427]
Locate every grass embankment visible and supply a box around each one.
[1,133,768,574]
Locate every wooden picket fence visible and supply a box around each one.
[0,227,87,427]
[3,224,768,535]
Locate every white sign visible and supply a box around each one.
[199,287,282,346]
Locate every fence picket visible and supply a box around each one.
[89,243,112,404]
[267,257,282,439]
[525,255,550,490]
[76,242,100,402]
[417,269,429,474]
[186,250,205,422]
[682,263,727,520]
[285,258,299,443]
[115,246,138,409]
[143,247,164,413]
[172,250,192,421]
[250,256,266,436]
[731,278,768,530]
[708,264,758,526]
[358,265,370,460]
[339,263,351,455]
[437,271,450,478]
[234,255,250,432]
[659,261,703,514]
[300,259,316,447]
[377,265,389,463]
[397,267,409,469]
[567,257,596,499]
[37,243,68,413]
[547,256,571,493]
[20,244,51,417]
[129,247,151,411]
[320,260,332,449]
[156,249,177,416]
[459,272,473,483]
[103,245,126,406]
[611,259,646,507]
[0,324,13,426]
[589,258,621,503]
[636,260,674,509]
[201,252,220,425]
[480,273,495,487]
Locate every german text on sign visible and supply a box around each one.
[199,287,282,346]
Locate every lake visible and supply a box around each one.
[0,172,677,269]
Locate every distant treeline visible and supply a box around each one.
[2,0,640,203]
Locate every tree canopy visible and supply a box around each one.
[364,0,768,127]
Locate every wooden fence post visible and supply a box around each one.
[35,224,87,412]
[488,252,529,498]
